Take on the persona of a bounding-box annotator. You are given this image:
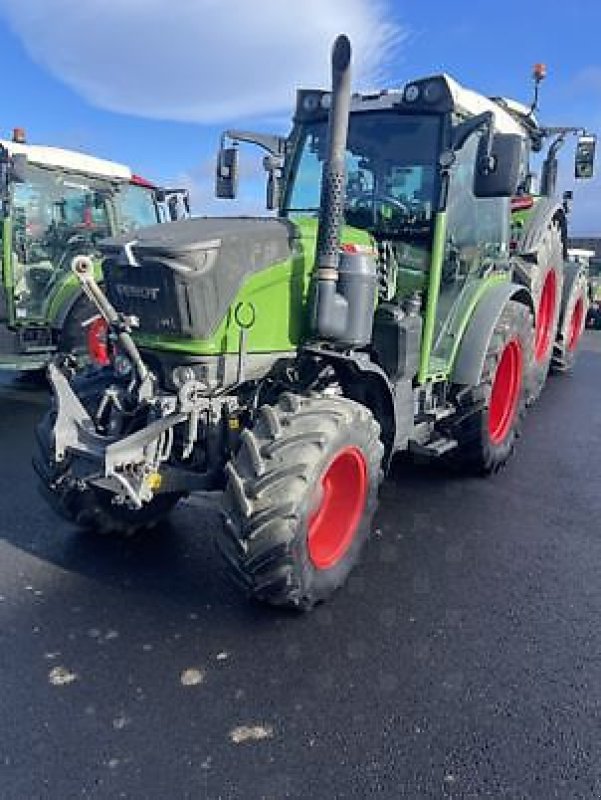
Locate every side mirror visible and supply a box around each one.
[215,146,239,199]
[575,134,596,180]
[167,195,179,221]
[10,153,27,184]
[474,133,522,198]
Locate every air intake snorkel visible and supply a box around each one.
[312,35,377,347]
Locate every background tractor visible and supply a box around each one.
[0,130,190,372]
[35,36,595,610]
[575,251,601,330]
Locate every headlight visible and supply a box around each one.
[302,94,321,112]
[423,80,443,103]
[404,84,420,103]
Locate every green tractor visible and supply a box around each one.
[35,36,595,609]
[582,254,601,330]
[0,130,189,371]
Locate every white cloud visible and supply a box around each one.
[572,66,601,94]
[1,0,403,124]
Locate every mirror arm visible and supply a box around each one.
[451,112,494,152]
[541,125,586,138]
[223,130,287,156]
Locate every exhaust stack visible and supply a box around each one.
[312,35,377,346]
[315,34,352,278]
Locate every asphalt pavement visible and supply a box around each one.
[1,333,601,800]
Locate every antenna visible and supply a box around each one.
[530,62,547,115]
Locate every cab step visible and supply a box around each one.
[409,436,458,460]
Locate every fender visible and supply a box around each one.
[516,198,567,259]
[451,282,534,387]
[302,345,404,459]
[49,261,104,329]
[51,286,83,329]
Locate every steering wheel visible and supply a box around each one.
[346,192,411,221]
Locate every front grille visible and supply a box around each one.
[105,261,186,337]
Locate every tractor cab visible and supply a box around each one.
[219,75,527,381]
[218,71,595,382]
[0,132,170,369]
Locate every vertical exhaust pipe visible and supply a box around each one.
[312,34,377,346]
[314,34,352,280]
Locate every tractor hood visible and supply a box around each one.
[101,216,297,274]
[100,217,298,340]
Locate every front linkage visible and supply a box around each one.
[41,256,237,513]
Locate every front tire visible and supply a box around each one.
[59,294,110,367]
[220,393,383,610]
[34,385,181,537]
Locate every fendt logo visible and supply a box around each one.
[115,284,161,301]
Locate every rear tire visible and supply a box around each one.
[552,272,588,372]
[448,300,533,474]
[220,393,383,610]
[516,221,564,403]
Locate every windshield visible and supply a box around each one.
[284,112,441,241]
[113,183,159,234]
[11,164,113,319]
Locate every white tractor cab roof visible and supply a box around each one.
[0,138,133,182]
[331,74,532,140]
[443,76,530,137]
[568,248,596,264]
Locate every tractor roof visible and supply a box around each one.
[443,76,528,136]
[568,248,596,259]
[299,74,529,138]
[0,139,132,181]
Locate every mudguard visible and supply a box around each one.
[302,345,406,458]
[451,282,534,387]
[51,288,83,329]
[516,198,567,259]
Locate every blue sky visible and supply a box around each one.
[0,0,600,232]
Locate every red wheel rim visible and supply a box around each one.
[567,296,585,352]
[87,317,110,366]
[534,270,558,362]
[488,339,523,445]
[308,447,368,570]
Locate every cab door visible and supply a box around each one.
[428,134,511,374]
